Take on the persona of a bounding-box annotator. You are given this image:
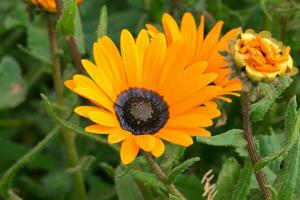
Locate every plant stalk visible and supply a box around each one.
[142,151,186,200]
[47,16,86,200]
[242,89,271,200]
[55,0,84,73]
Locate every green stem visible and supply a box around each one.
[142,152,186,200]
[47,15,86,200]
[55,0,84,73]
[0,127,60,198]
[242,88,271,200]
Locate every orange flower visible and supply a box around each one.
[65,29,222,164]
[232,30,296,82]
[31,0,82,12]
[146,12,242,102]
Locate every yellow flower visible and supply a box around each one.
[146,12,242,102]
[232,30,296,82]
[31,0,82,12]
[65,29,222,165]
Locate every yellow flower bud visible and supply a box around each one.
[232,30,297,82]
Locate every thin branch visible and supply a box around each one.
[242,88,271,200]
[142,151,186,200]
[47,15,87,200]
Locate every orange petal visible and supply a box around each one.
[177,127,211,136]
[134,134,156,152]
[88,110,118,127]
[162,13,181,45]
[85,124,112,134]
[64,80,76,90]
[120,29,139,87]
[108,129,131,144]
[74,106,103,118]
[73,87,113,112]
[181,12,197,62]
[150,137,165,157]
[167,114,213,128]
[120,136,139,165]
[155,128,193,147]
[169,86,221,117]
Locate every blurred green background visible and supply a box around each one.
[0,0,300,199]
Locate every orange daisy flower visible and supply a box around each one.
[65,29,222,164]
[146,12,242,102]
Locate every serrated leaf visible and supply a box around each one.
[0,56,27,109]
[57,0,77,37]
[97,5,108,38]
[254,97,299,171]
[115,167,145,200]
[257,128,283,173]
[197,129,247,156]
[215,158,241,200]
[231,159,252,200]
[251,76,292,122]
[167,157,200,184]
[271,97,300,200]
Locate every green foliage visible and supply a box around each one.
[272,98,300,200]
[115,167,145,200]
[0,56,27,109]
[57,0,77,37]
[215,158,241,200]
[251,76,293,122]
[1,0,300,199]
[197,129,247,156]
[231,159,253,200]
[97,5,108,38]
[167,157,200,184]
[254,97,299,171]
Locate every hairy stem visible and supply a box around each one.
[142,152,186,200]
[47,16,86,200]
[55,0,84,73]
[242,89,271,200]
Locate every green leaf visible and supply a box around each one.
[197,129,247,156]
[74,7,85,54]
[215,158,241,200]
[231,159,253,200]
[271,96,300,200]
[129,169,165,191]
[251,76,292,122]
[57,0,77,37]
[115,167,145,200]
[167,157,200,184]
[26,21,51,66]
[97,5,108,38]
[175,175,204,200]
[257,128,283,173]
[254,97,299,171]
[0,56,27,109]
[275,135,300,200]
